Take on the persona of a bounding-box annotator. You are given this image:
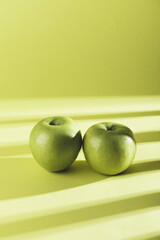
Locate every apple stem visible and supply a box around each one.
[49,120,61,126]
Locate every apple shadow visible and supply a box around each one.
[0,110,159,125]
[0,159,106,200]
[0,191,159,238]
[0,157,159,200]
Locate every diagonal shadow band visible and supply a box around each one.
[0,110,160,125]
[125,232,160,240]
[73,111,160,120]
[146,237,160,240]
[134,131,160,143]
[0,159,159,200]
[122,160,160,175]
[0,191,159,237]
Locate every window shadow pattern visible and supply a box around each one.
[0,191,159,237]
[0,110,159,237]
[0,158,159,200]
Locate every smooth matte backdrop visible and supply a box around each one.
[0,0,160,98]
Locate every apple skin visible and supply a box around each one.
[29,116,82,172]
[83,122,136,175]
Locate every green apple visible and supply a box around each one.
[83,122,136,175]
[29,116,82,172]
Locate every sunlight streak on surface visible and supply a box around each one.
[0,207,160,240]
[0,168,159,224]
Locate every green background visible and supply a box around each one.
[0,0,160,98]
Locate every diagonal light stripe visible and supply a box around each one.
[0,168,159,225]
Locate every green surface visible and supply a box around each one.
[0,97,160,240]
[0,0,160,98]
